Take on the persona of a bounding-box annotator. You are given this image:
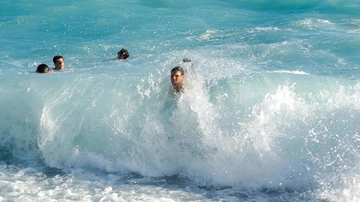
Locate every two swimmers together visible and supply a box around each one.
[36,55,65,73]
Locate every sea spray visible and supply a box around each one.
[1,0,360,201]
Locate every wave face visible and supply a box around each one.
[1,0,360,201]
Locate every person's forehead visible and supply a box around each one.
[171,71,182,75]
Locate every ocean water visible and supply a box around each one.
[1,0,360,201]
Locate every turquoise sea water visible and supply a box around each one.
[1,0,360,201]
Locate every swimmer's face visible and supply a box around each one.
[171,71,184,85]
[54,58,64,70]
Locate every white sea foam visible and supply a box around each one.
[1,0,360,201]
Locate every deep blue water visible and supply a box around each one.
[1,0,360,201]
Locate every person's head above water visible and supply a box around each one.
[36,64,53,73]
[170,66,185,92]
[117,48,129,59]
[182,58,191,62]
[52,55,65,70]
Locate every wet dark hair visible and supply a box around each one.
[53,55,64,64]
[182,58,191,62]
[171,66,184,75]
[117,48,129,59]
[36,64,51,73]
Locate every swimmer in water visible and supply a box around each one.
[52,55,65,70]
[36,64,53,73]
[170,66,186,93]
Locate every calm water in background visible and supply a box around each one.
[1,0,360,201]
